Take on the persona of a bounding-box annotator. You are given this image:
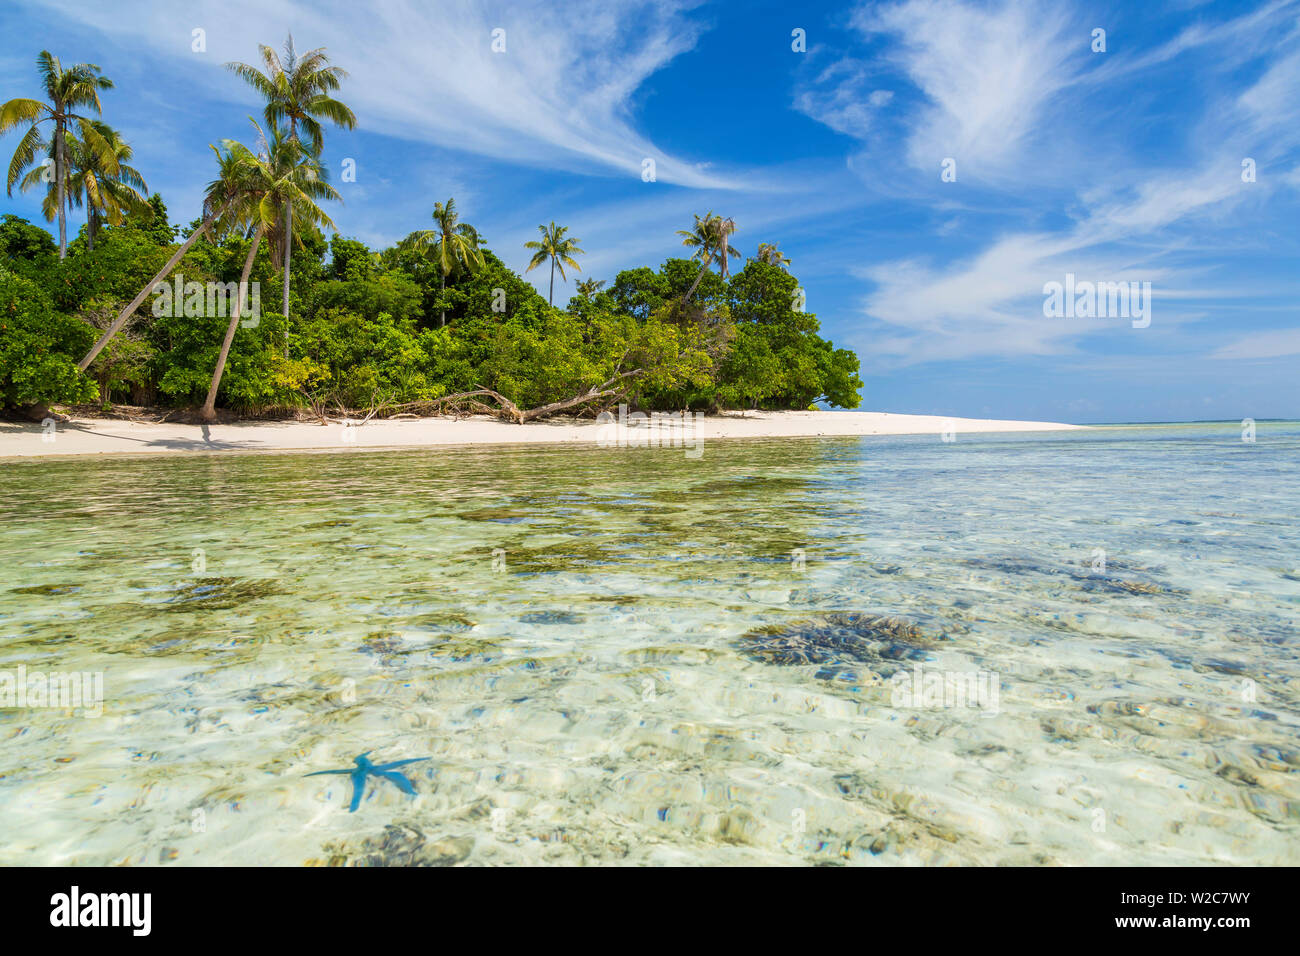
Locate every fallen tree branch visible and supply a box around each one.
[517,369,642,422]
[424,388,524,423]
[290,373,646,425]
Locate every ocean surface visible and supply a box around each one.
[1,422,1297,865]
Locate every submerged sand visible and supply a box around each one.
[0,410,1084,459]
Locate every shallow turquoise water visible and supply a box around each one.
[1,423,1297,865]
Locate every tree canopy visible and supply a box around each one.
[0,45,861,419]
[0,205,862,416]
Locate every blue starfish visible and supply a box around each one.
[306,752,431,812]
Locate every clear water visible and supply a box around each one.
[1,423,1298,865]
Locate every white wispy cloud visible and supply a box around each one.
[811,0,1300,366]
[1211,329,1300,360]
[854,236,1179,364]
[797,0,1081,182]
[793,59,893,140]
[28,0,740,188]
[854,148,1276,365]
[856,0,1079,179]
[1089,0,1299,86]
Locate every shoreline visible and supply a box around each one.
[0,410,1085,460]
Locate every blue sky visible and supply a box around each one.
[2,0,1297,423]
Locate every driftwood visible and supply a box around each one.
[298,389,332,425]
[330,400,384,428]
[289,367,643,425]
[422,388,524,422]
[378,371,642,424]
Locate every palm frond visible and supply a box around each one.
[6,122,45,194]
[36,51,59,96]
[75,117,120,176]
[225,61,278,100]
[0,97,47,132]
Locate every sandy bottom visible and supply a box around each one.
[0,410,1083,459]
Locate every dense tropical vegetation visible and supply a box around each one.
[0,45,861,421]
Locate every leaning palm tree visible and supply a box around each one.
[1,51,118,258]
[226,34,355,322]
[202,124,339,421]
[78,132,275,371]
[402,198,484,327]
[754,242,791,270]
[525,221,584,306]
[678,212,738,303]
[21,121,150,252]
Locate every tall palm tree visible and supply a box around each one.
[679,212,738,303]
[525,221,584,306]
[402,198,484,327]
[202,124,339,421]
[20,120,150,252]
[226,34,355,321]
[754,242,791,270]
[78,132,276,371]
[1,51,117,259]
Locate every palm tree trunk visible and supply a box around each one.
[682,251,714,304]
[87,208,95,253]
[283,119,297,348]
[202,227,263,420]
[548,259,555,306]
[439,271,446,328]
[55,123,67,259]
[78,202,230,370]
[282,202,292,320]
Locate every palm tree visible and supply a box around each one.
[677,211,739,278]
[78,130,279,371]
[525,221,584,306]
[69,123,150,252]
[575,278,605,299]
[1,51,117,259]
[678,212,738,303]
[754,242,791,270]
[20,120,150,252]
[202,123,339,421]
[402,198,484,327]
[226,34,355,322]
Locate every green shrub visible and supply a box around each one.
[0,269,97,409]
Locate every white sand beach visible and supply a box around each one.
[0,410,1084,459]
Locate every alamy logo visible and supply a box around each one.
[50,886,151,936]
[151,273,260,328]
[889,663,1000,716]
[1042,273,1151,328]
[596,404,704,458]
[0,665,102,717]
